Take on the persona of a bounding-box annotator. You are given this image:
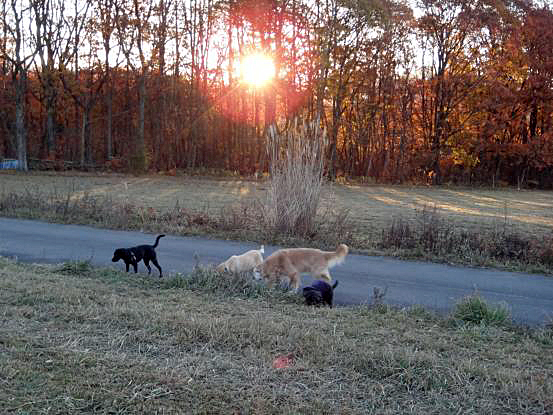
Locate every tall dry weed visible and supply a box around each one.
[263,119,327,236]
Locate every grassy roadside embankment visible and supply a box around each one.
[1,257,552,414]
[1,171,553,274]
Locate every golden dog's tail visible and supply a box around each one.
[336,244,348,257]
[327,244,349,268]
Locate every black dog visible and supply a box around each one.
[303,280,339,308]
[112,234,165,277]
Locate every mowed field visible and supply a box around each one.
[1,258,552,414]
[1,171,553,239]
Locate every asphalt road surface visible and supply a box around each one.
[1,217,553,326]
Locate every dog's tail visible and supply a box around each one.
[336,244,348,257]
[259,245,265,254]
[332,280,339,290]
[153,234,165,248]
[326,244,349,268]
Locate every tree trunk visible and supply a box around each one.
[80,111,86,167]
[133,73,147,171]
[106,81,113,160]
[432,111,443,185]
[80,107,93,167]
[44,71,56,157]
[138,74,146,168]
[328,83,345,180]
[15,72,28,171]
[154,77,164,170]
[85,107,92,165]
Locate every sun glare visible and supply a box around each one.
[239,53,275,87]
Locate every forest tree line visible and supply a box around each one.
[1,0,552,186]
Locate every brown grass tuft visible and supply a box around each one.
[262,119,327,237]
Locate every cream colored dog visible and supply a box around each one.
[253,244,349,291]
[216,245,265,274]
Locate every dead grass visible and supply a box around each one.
[378,205,553,273]
[1,171,553,272]
[263,120,326,236]
[1,171,552,238]
[1,257,552,414]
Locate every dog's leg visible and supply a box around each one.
[125,262,130,272]
[132,262,138,273]
[281,260,300,292]
[289,272,300,292]
[144,259,152,274]
[151,258,163,278]
[264,274,276,290]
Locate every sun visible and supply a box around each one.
[239,53,275,87]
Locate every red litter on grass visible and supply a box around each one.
[272,353,294,369]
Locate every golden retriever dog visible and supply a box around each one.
[216,245,265,274]
[253,244,348,291]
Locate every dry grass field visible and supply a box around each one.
[1,173,553,413]
[1,171,552,239]
[1,257,552,414]
[2,171,553,274]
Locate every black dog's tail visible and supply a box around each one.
[332,280,339,290]
[153,234,165,248]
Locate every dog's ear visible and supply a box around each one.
[225,257,236,273]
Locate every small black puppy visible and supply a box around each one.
[303,280,339,308]
[112,234,165,277]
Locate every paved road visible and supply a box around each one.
[1,217,553,326]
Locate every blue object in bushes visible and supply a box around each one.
[0,159,19,169]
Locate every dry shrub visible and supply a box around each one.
[217,204,260,232]
[311,205,357,247]
[380,205,450,252]
[380,216,416,250]
[538,234,553,267]
[262,119,327,236]
[379,204,550,267]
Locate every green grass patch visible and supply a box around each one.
[56,259,94,275]
[1,257,552,414]
[453,293,512,326]
[162,267,304,305]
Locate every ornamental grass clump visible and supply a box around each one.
[263,119,327,237]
